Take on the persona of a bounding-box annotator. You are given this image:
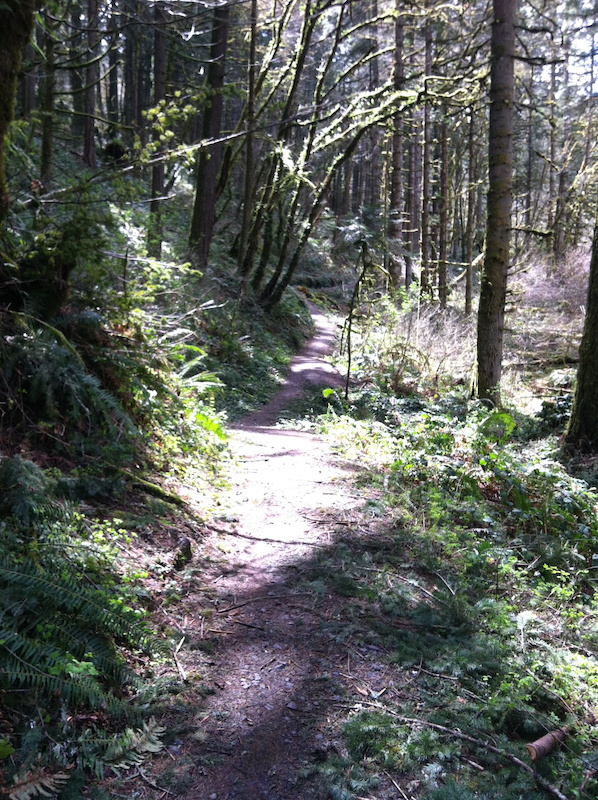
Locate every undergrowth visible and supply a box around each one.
[0,455,173,796]
[0,153,232,795]
[296,267,598,799]
[308,393,598,799]
[201,287,313,420]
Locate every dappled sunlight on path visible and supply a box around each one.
[172,303,385,800]
[217,426,360,591]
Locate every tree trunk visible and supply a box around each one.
[438,114,449,308]
[366,0,380,209]
[238,0,257,274]
[21,42,37,117]
[123,0,141,145]
[387,6,404,289]
[420,20,432,297]
[553,54,570,263]
[263,127,369,310]
[83,0,100,168]
[69,5,86,139]
[107,0,121,137]
[405,107,421,289]
[524,64,534,237]
[565,208,598,450]
[0,0,36,222]
[476,0,517,405]
[188,5,230,268]
[465,109,476,315]
[39,20,55,188]
[148,2,168,258]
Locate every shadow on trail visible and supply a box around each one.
[163,303,507,800]
[178,518,479,800]
[184,536,386,800]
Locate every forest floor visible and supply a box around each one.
[139,305,413,800]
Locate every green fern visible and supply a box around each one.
[76,718,165,778]
[0,554,153,713]
[0,319,137,459]
[0,458,56,526]
[7,766,70,800]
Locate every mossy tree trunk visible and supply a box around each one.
[0,0,36,223]
[148,1,168,259]
[387,5,404,289]
[476,0,517,405]
[565,210,598,449]
[465,109,476,315]
[188,4,230,269]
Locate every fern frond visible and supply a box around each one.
[0,554,155,713]
[40,619,142,688]
[75,718,165,778]
[8,766,69,800]
[104,717,165,766]
[0,659,124,715]
[0,458,56,526]
[0,557,152,651]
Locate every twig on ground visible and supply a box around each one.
[334,701,572,800]
[216,593,310,613]
[137,768,173,795]
[384,771,410,800]
[233,619,266,631]
[173,651,187,682]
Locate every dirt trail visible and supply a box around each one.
[154,305,399,800]
[215,303,350,592]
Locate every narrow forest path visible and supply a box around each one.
[153,304,403,800]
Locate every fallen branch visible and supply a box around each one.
[118,468,186,505]
[338,702,572,800]
[526,728,569,761]
[384,771,410,800]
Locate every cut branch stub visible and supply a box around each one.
[526,728,568,761]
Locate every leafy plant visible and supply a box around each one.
[0,454,165,793]
[76,717,165,777]
[0,550,151,713]
[0,313,137,461]
[6,765,70,800]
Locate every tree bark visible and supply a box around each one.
[524,64,534,237]
[465,109,476,315]
[69,5,86,139]
[476,0,517,405]
[39,20,56,188]
[366,0,380,209]
[123,0,147,145]
[387,5,404,288]
[83,0,100,167]
[107,0,121,137]
[405,107,421,289]
[565,207,598,450]
[148,2,168,258]
[238,0,257,273]
[553,54,570,263]
[0,0,36,222]
[188,4,230,268]
[438,114,449,308]
[420,20,433,297]
[21,42,37,118]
